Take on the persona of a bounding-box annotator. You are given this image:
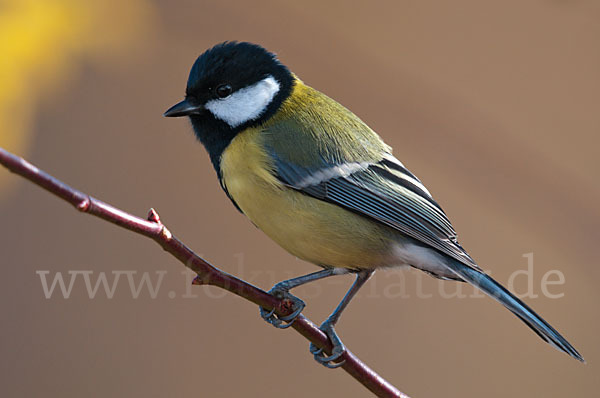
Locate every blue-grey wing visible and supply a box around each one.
[271,151,478,270]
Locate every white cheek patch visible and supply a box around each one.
[205,75,280,128]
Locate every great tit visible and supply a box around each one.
[164,41,583,366]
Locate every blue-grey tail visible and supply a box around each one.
[444,259,584,362]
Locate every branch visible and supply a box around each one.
[0,147,410,398]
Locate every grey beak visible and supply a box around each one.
[163,99,204,117]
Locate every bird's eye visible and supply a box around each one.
[216,84,232,98]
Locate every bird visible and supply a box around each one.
[164,41,583,367]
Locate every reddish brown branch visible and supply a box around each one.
[0,147,410,398]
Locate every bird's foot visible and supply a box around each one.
[309,320,346,368]
[259,283,305,329]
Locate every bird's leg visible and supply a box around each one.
[260,268,346,329]
[310,269,374,368]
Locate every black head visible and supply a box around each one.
[164,42,294,171]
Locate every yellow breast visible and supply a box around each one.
[219,127,398,270]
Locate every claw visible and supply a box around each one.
[275,304,304,328]
[309,343,323,356]
[315,347,345,363]
[310,321,346,368]
[262,307,276,319]
[279,303,304,321]
[258,286,305,329]
[259,306,282,327]
[322,359,345,369]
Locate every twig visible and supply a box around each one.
[0,146,410,398]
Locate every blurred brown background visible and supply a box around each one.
[1,1,599,397]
